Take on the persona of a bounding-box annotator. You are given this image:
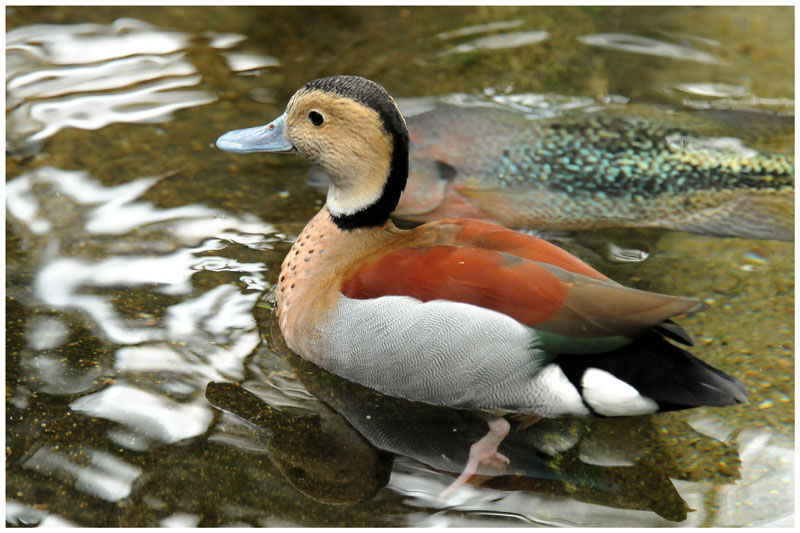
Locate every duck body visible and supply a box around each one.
[392,104,794,241]
[217,75,747,420]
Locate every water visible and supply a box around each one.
[5,5,794,527]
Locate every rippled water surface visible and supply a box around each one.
[5,6,794,527]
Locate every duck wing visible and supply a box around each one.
[342,222,704,346]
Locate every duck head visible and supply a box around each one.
[217,75,409,230]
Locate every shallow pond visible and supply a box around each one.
[5,5,794,527]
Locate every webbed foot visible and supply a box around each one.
[440,417,511,497]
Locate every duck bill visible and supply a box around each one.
[215,114,294,153]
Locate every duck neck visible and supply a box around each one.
[328,128,409,231]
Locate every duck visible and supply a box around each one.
[216,75,747,494]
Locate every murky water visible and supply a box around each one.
[5,6,794,527]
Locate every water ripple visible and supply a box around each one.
[7,166,275,452]
[203,30,248,49]
[578,33,721,64]
[70,385,214,443]
[442,30,550,55]
[674,82,750,99]
[223,52,281,73]
[437,20,524,40]
[7,53,196,102]
[22,444,142,502]
[6,18,188,64]
[5,17,217,155]
[6,501,76,527]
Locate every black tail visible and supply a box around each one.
[555,331,748,415]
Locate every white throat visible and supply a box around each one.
[325,178,385,218]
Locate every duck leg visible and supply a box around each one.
[440,417,511,497]
[510,413,542,430]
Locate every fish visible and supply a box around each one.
[311,102,794,240]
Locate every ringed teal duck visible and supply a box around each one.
[216,75,747,493]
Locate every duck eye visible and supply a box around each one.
[308,110,324,127]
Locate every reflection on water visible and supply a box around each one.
[6,166,278,522]
[578,33,721,64]
[23,444,143,502]
[206,341,747,525]
[714,428,793,526]
[5,18,217,155]
[71,384,214,444]
[5,5,794,527]
[7,18,187,64]
[441,30,550,55]
[223,52,281,74]
[437,20,524,40]
[6,501,77,527]
[674,82,749,99]
[8,167,271,351]
[203,31,247,49]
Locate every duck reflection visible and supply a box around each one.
[206,324,742,522]
[206,381,392,505]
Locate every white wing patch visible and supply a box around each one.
[581,367,658,416]
[530,364,590,416]
[313,295,591,416]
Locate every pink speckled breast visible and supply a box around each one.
[276,210,335,332]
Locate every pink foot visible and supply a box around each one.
[440,417,511,497]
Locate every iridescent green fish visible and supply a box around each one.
[389,103,793,241]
